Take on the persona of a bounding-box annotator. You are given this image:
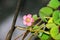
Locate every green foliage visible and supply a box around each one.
[40,23,45,28]
[48,18,53,23]
[53,10,60,25]
[46,23,57,29]
[46,23,60,39]
[28,0,60,40]
[55,34,60,40]
[38,23,46,37]
[33,25,39,30]
[47,0,60,9]
[39,33,50,40]
[53,10,60,20]
[33,24,45,30]
[33,15,38,21]
[38,32,43,37]
[39,12,47,22]
[40,7,53,16]
[39,7,53,22]
[50,26,59,39]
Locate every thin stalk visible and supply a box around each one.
[44,17,51,18]
[5,0,21,40]
[16,26,50,34]
[16,26,27,30]
[36,20,42,26]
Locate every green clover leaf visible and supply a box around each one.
[39,7,53,22]
[47,0,60,9]
[50,26,58,38]
[46,23,60,39]
[53,10,60,25]
[46,23,57,29]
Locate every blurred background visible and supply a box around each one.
[0,0,50,40]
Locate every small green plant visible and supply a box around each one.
[15,0,60,40]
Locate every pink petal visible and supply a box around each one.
[30,18,34,22]
[23,21,27,25]
[27,14,32,18]
[23,15,27,20]
[26,22,32,26]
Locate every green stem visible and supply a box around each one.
[44,17,51,18]
[36,20,42,26]
[16,26,50,34]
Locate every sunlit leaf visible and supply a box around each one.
[38,33,50,40]
[55,34,60,39]
[53,10,60,25]
[46,20,60,39]
[39,12,47,22]
[46,23,57,29]
[39,7,53,22]
[47,0,60,9]
[50,26,59,39]
[40,7,53,16]
[48,18,53,23]
[53,10,60,20]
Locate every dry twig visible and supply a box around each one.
[5,0,21,40]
